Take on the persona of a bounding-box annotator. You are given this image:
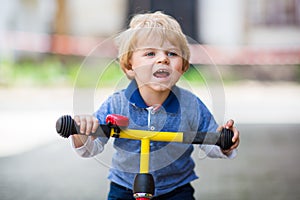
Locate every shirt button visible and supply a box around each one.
[150,126,155,131]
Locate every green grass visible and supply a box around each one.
[0,58,72,87]
[72,60,125,88]
[0,57,221,88]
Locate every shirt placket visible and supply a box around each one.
[146,106,156,131]
[146,105,162,149]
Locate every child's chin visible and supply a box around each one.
[150,82,172,91]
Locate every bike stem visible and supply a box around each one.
[133,138,155,199]
[140,138,150,173]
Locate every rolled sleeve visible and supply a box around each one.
[70,136,104,157]
[200,145,237,159]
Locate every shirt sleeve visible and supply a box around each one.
[69,93,117,157]
[195,98,238,159]
[70,136,105,157]
[199,145,237,159]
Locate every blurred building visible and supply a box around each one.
[127,0,199,43]
[0,0,299,65]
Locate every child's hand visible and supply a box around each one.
[217,119,240,155]
[74,115,99,135]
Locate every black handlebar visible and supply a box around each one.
[56,115,234,150]
[182,128,234,150]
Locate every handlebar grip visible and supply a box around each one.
[56,115,76,138]
[184,128,234,150]
[55,115,110,138]
[218,128,234,150]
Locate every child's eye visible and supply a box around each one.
[167,52,178,57]
[145,52,155,56]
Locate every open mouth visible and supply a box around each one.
[153,69,170,78]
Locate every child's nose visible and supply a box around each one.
[156,54,169,65]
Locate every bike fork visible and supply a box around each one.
[133,138,155,199]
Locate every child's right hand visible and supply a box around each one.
[74,115,99,135]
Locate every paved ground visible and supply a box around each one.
[0,83,300,199]
[0,124,299,200]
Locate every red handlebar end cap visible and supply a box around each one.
[106,114,129,127]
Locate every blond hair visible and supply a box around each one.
[116,11,190,78]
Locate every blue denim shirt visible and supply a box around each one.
[92,80,220,196]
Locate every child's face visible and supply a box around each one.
[128,40,185,92]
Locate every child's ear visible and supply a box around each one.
[183,63,190,73]
[124,68,136,78]
[121,62,135,79]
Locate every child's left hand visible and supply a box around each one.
[218,119,240,155]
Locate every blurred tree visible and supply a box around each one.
[54,0,68,34]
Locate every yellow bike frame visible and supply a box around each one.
[108,129,184,173]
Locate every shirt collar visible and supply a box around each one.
[124,80,180,113]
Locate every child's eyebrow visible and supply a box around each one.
[138,47,181,52]
[135,47,155,51]
[167,48,181,52]
[143,48,156,51]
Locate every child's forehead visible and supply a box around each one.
[134,37,181,51]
